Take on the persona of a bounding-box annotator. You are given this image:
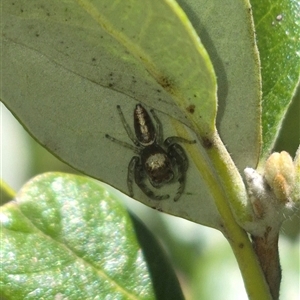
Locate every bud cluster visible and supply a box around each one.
[243,150,299,236]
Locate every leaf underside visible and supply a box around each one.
[2,0,261,226]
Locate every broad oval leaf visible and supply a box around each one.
[251,0,300,161]
[0,173,184,300]
[2,0,216,134]
[2,0,224,228]
[179,0,262,171]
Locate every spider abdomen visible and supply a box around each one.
[134,104,156,146]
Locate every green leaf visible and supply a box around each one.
[2,0,222,228]
[2,0,216,134]
[251,0,300,161]
[2,0,260,227]
[0,173,183,299]
[274,85,300,156]
[179,0,262,171]
[0,179,16,205]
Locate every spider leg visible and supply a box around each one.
[150,108,163,144]
[105,134,140,154]
[168,143,189,201]
[128,156,139,197]
[135,160,170,200]
[174,174,185,202]
[116,105,140,146]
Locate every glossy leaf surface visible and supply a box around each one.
[251,0,300,160]
[0,173,183,299]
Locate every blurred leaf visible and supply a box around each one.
[129,214,185,300]
[274,83,300,156]
[0,173,183,299]
[251,0,300,161]
[0,180,16,205]
[191,238,247,299]
[179,0,262,171]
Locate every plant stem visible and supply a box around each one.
[179,125,273,298]
[224,226,272,300]
[203,132,272,299]
[251,231,281,300]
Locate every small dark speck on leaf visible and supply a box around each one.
[186,105,195,114]
[158,75,175,93]
[47,12,50,16]
[20,9,24,12]
[202,137,213,149]
[239,243,244,248]
[108,83,114,88]
[92,57,96,62]
[35,33,40,37]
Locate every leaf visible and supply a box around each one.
[2,0,260,227]
[251,0,300,161]
[274,86,300,156]
[2,0,223,228]
[0,179,16,205]
[179,0,262,171]
[0,173,184,300]
[2,0,216,133]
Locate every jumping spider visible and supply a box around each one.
[105,104,196,201]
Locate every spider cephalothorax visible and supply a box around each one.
[105,104,196,201]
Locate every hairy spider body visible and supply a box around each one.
[134,104,156,145]
[141,144,174,186]
[105,104,196,201]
